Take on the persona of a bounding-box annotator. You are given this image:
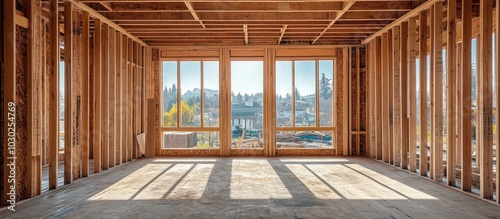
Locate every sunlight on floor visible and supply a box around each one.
[88,158,437,201]
[230,159,292,199]
[285,164,342,199]
[344,164,437,200]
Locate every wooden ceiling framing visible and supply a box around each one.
[48,0,427,46]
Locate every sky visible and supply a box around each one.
[162,60,333,97]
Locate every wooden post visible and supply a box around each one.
[93,19,102,174]
[446,0,457,187]
[376,37,382,160]
[115,32,122,166]
[400,21,409,169]
[478,0,493,199]
[409,17,417,172]
[146,99,156,158]
[388,29,394,164]
[102,24,109,171]
[48,0,59,190]
[128,38,133,161]
[122,35,128,163]
[27,0,43,197]
[64,1,74,185]
[461,0,473,192]
[419,10,428,176]
[432,1,444,182]
[429,5,435,181]
[2,0,16,205]
[108,29,116,168]
[392,26,402,167]
[381,33,390,163]
[82,11,90,178]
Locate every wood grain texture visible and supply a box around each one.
[446,0,457,186]
[478,0,493,199]
[461,0,472,192]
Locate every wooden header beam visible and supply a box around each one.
[68,0,148,47]
[362,0,440,44]
[311,1,355,44]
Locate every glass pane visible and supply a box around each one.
[276,61,293,127]
[276,131,333,148]
[319,60,334,126]
[163,131,220,148]
[231,61,264,149]
[203,61,220,127]
[295,61,316,127]
[162,61,177,127]
[180,61,201,127]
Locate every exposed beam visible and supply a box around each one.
[67,0,147,46]
[312,1,355,44]
[362,0,439,44]
[100,2,114,11]
[243,24,248,45]
[277,25,287,45]
[184,1,206,28]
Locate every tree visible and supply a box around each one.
[295,87,301,100]
[163,101,198,126]
[319,73,332,100]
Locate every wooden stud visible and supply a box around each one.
[388,29,394,164]
[64,1,74,185]
[432,1,444,182]
[376,36,382,160]
[82,11,90,178]
[457,42,463,167]
[109,28,116,168]
[446,0,457,187]
[116,32,123,166]
[48,0,59,190]
[429,5,435,180]
[2,0,16,205]
[356,47,361,156]
[461,0,472,192]
[128,38,133,161]
[93,19,102,174]
[381,33,390,163]
[478,0,493,199]
[400,21,409,169]
[122,35,128,163]
[220,48,231,156]
[27,0,43,197]
[419,10,428,176]
[392,25,401,167]
[408,17,417,172]
[343,47,349,155]
[102,24,110,171]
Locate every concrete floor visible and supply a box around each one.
[1,157,500,218]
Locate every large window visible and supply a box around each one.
[275,59,335,149]
[231,61,264,149]
[161,60,220,149]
